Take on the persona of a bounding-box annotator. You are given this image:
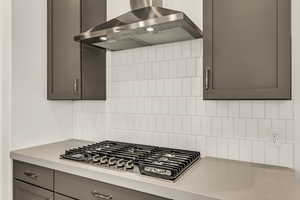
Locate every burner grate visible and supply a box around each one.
[60,141,201,181]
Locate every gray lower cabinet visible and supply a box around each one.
[13,179,53,200]
[13,160,171,200]
[47,0,106,100]
[203,0,291,100]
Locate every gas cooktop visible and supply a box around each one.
[60,141,201,181]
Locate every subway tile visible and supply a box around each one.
[191,39,203,58]
[186,97,197,115]
[228,101,239,117]
[239,101,252,118]
[280,143,294,168]
[234,119,246,138]
[201,117,211,136]
[182,116,192,134]
[182,78,192,97]
[205,101,217,116]
[265,101,280,119]
[228,139,239,160]
[196,136,206,157]
[222,118,235,138]
[176,60,186,78]
[252,141,265,164]
[181,41,192,58]
[258,119,272,139]
[191,77,202,97]
[186,59,197,77]
[217,138,228,159]
[239,140,252,162]
[192,116,201,135]
[210,118,222,137]
[217,101,229,117]
[252,101,265,118]
[206,137,217,157]
[173,44,182,59]
[196,98,206,116]
[196,58,203,78]
[265,143,280,166]
[286,120,295,142]
[246,119,259,138]
[279,101,294,120]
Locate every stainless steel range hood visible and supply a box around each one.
[74,0,203,51]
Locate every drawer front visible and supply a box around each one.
[55,194,75,200]
[55,171,171,200]
[13,160,54,190]
[13,179,53,200]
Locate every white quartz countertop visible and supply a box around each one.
[10,139,300,200]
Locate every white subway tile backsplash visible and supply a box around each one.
[279,101,294,120]
[211,118,222,137]
[239,140,252,162]
[228,101,240,117]
[265,101,280,119]
[279,143,294,168]
[217,101,229,117]
[239,101,252,118]
[228,139,239,160]
[205,101,217,116]
[252,101,265,118]
[266,143,280,166]
[246,119,259,138]
[217,139,228,159]
[206,137,217,157]
[222,118,234,138]
[252,141,265,164]
[235,119,246,138]
[74,40,295,168]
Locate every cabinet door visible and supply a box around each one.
[47,0,81,100]
[81,0,107,100]
[203,0,291,100]
[13,179,53,200]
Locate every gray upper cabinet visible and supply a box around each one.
[203,0,291,100]
[47,0,106,100]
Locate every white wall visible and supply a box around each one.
[293,0,300,174]
[11,0,74,150]
[0,0,12,198]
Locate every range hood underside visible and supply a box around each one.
[74,7,203,51]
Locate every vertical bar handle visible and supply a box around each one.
[205,67,211,90]
[73,78,79,94]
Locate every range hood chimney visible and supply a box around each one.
[130,0,163,10]
[74,0,202,51]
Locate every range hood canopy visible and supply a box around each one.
[74,0,203,51]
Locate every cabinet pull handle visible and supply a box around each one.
[73,78,79,94]
[91,191,113,200]
[205,67,211,90]
[24,171,38,180]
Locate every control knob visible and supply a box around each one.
[125,160,134,170]
[108,157,117,166]
[100,156,108,164]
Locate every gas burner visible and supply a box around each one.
[60,141,200,181]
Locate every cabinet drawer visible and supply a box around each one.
[55,171,171,200]
[55,194,75,200]
[13,179,53,200]
[13,160,54,190]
